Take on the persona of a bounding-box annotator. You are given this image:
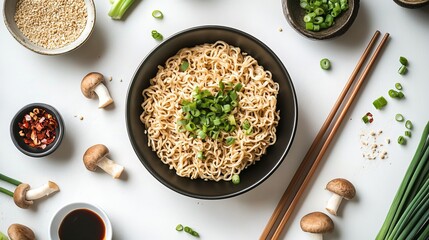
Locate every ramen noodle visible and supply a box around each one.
[140,41,280,181]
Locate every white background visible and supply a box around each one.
[1,0,429,239]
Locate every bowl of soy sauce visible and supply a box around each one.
[50,202,112,240]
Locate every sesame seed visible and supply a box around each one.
[14,0,88,49]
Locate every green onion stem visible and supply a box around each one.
[0,186,13,197]
[0,173,21,186]
[108,0,135,20]
[376,121,429,239]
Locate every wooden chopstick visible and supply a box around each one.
[260,30,389,240]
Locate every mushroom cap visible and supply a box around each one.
[83,144,109,171]
[8,223,35,240]
[81,72,104,98]
[326,178,356,200]
[300,211,334,234]
[13,184,33,209]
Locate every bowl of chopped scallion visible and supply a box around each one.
[282,0,360,40]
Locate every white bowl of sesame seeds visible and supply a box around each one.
[3,0,95,55]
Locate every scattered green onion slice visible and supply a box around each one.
[320,58,331,70]
[180,60,189,72]
[399,56,408,66]
[181,226,199,237]
[395,83,403,90]
[405,120,413,130]
[405,130,412,138]
[373,96,388,110]
[398,65,407,75]
[388,89,399,98]
[196,151,205,160]
[397,91,405,99]
[232,174,240,184]
[152,10,163,19]
[362,112,373,124]
[398,135,406,145]
[395,114,404,122]
[176,224,184,231]
[151,30,163,40]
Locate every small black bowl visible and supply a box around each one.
[283,0,360,40]
[10,103,65,157]
[126,25,298,199]
[393,0,429,8]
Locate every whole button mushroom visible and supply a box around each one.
[81,72,114,108]
[83,144,125,179]
[13,181,60,209]
[325,178,356,216]
[7,223,35,240]
[300,211,334,240]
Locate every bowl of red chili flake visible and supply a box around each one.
[10,103,64,157]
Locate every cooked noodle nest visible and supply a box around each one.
[140,41,280,182]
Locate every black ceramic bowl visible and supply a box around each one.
[126,25,298,199]
[283,0,360,40]
[393,0,429,8]
[10,103,64,157]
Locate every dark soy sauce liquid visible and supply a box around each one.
[59,208,106,240]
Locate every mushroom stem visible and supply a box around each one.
[25,181,60,201]
[326,193,343,215]
[97,156,124,179]
[93,84,113,108]
[309,233,324,240]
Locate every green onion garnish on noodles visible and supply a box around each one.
[180,60,189,72]
[178,81,243,145]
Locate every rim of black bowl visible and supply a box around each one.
[10,103,65,157]
[126,25,298,199]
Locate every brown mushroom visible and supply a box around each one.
[81,72,114,108]
[300,211,334,240]
[83,144,124,178]
[325,178,356,215]
[7,223,35,240]
[13,181,60,209]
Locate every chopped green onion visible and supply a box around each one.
[405,131,412,138]
[398,135,406,145]
[182,226,199,237]
[152,10,163,19]
[196,151,204,159]
[108,0,135,20]
[373,96,388,110]
[320,58,331,70]
[399,56,408,66]
[0,231,8,240]
[232,174,240,184]
[388,89,399,98]
[362,112,373,124]
[397,91,405,99]
[395,114,404,122]
[226,137,236,145]
[395,83,403,90]
[299,0,348,31]
[406,120,413,130]
[176,224,184,231]
[180,60,189,72]
[151,30,163,41]
[398,65,407,75]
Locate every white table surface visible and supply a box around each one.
[1,0,429,239]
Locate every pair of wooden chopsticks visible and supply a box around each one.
[260,30,390,240]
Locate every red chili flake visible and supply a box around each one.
[18,108,58,149]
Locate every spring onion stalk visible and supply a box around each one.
[0,186,13,197]
[376,121,429,239]
[108,0,135,20]
[0,173,21,186]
